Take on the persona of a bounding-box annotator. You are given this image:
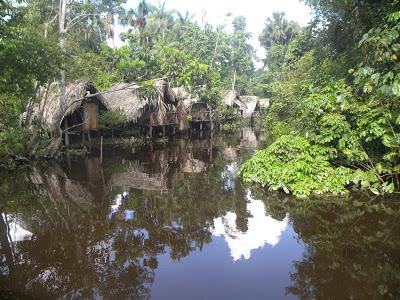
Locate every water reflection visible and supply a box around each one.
[213,190,288,261]
[0,127,398,299]
[2,214,33,243]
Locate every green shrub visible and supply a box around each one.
[240,135,371,197]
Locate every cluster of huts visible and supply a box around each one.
[24,80,270,143]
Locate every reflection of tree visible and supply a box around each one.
[250,187,288,221]
[0,135,254,298]
[283,196,400,299]
[0,165,154,299]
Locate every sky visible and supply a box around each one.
[112,0,313,67]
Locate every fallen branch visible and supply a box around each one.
[6,149,30,164]
[63,121,87,132]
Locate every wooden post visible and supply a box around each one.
[200,122,203,131]
[163,126,166,137]
[150,126,153,139]
[82,131,85,143]
[209,106,213,131]
[64,119,69,146]
[100,136,103,164]
[88,131,91,142]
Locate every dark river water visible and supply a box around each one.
[0,128,399,299]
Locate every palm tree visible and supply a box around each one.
[259,12,298,49]
[175,10,194,25]
[119,0,154,45]
[148,2,174,40]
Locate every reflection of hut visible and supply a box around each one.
[26,80,109,143]
[182,156,207,173]
[223,146,237,161]
[30,163,95,206]
[109,161,168,192]
[239,127,259,149]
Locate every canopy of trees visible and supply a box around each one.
[242,0,400,196]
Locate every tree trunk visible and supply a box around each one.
[231,67,237,91]
[45,0,67,157]
[59,0,67,110]
[46,125,63,157]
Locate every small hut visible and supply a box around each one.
[104,80,189,136]
[223,90,239,107]
[189,102,215,131]
[27,80,109,143]
[104,83,149,123]
[222,90,270,119]
[252,98,271,118]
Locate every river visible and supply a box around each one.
[0,127,399,299]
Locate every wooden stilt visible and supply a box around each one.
[163,126,166,137]
[100,136,103,164]
[64,119,70,146]
[209,106,214,131]
[150,126,153,139]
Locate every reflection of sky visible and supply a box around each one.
[212,190,288,261]
[221,162,239,191]
[3,214,33,243]
[109,192,135,221]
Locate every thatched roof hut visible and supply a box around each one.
[104,79,179,123]
[104,80,191,130]
[236,96,260,118]
[222,89,270,118]
[258,98,271,108]
[103,83,149,122]
[27,80,109,130]
[171,87,199,108]
[223,90,239,107]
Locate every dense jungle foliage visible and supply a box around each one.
[241,0,400,196]
[1,0,400,197]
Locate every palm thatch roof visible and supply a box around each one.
[104,79,179,123]
[103,83,149,122]
[223,90,239,106]
[171,87,199,108]
[258,98,271,108]
[223,89,270,118]
[236,96,260,118]
[25,80,108,129]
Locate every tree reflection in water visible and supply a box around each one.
[255,189,400,299]
[0,130,399,299]
[0,134,258,299]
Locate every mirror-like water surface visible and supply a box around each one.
[0,128,399,299]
